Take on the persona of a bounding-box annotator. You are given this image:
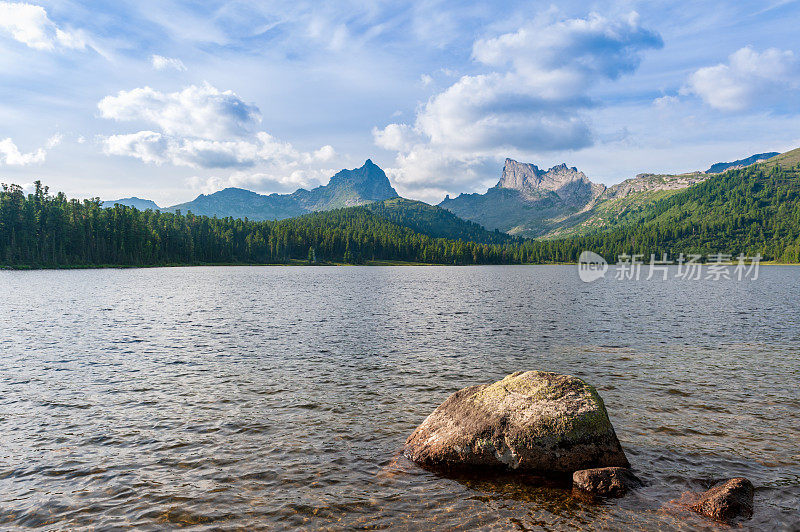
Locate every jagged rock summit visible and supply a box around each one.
[439,159,609,237]
[498,159,605,206]
[293,158,398,211]
[438,156,732,238]
[404,371,630,475]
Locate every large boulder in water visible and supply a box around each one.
[404,371,629,474]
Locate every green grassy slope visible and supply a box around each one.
[764,147,800,168]
[542,188,684,238]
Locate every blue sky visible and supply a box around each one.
[1,0,800,206]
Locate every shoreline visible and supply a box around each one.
[1,261,797,271]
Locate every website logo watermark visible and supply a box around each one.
[577,251,609,283]
[578,252,761,282]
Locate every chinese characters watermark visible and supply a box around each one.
[578,252,761,283]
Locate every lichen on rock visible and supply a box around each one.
[403,371,629,475]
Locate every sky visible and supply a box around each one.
[1,0,800,206]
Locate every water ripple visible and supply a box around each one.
[0,265,798,530]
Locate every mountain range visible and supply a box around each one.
[104,159,399,219]
[440,159,711,238]
[103,148,797,241]
[10,149,800,268]
[438,150,796,238]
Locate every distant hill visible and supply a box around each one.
[542,172,710,239]
[706,152,779,173]
[167,187,304,220]
[364,198,514,245]
[292,159,399,211]
[98,160,512,245]
[546,148,800,239]
[101,197,161,210]
[166,159,399,220]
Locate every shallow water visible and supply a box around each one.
[0,265,798,530]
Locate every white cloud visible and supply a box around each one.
[0,2,86,51]
[99,83,336,181]
[98,83,260,140]
[374,12,662,200]
[308,16,352,52]
[373,123,417,153]
[45,133,63,148]
[653,95,680,109]
[151,54,187,71]
[312,144,336,162]
[103,131,171,166]
[103,130,335,170]
[471,12,659,97]
[684,46,800,111]
[187,166,338,196]
[0,137,46,165]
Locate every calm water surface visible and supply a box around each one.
[0,265,798,530]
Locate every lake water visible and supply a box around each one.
[0,265,798,530]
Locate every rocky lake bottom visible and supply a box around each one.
[0,265,798,530]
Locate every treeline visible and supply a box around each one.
[2,164,800,268]
[0,182,532,267]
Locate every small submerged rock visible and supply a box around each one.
[684,477,754,521]
[572,466,642,498]
[403,371,629,475]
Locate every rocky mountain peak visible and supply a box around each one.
[497,158,600,206]
[498,159,543,191]
[327,159,399,199]
[289,159,399,213]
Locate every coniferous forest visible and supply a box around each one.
[2,163,800,268]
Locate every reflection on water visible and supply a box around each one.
[0,265,798,530]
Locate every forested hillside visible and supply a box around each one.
[0,182,527,267]
[2,162,800,268]
[364,198,514,245]
[570,163,800,262]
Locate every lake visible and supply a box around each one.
[0,265,798,530]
